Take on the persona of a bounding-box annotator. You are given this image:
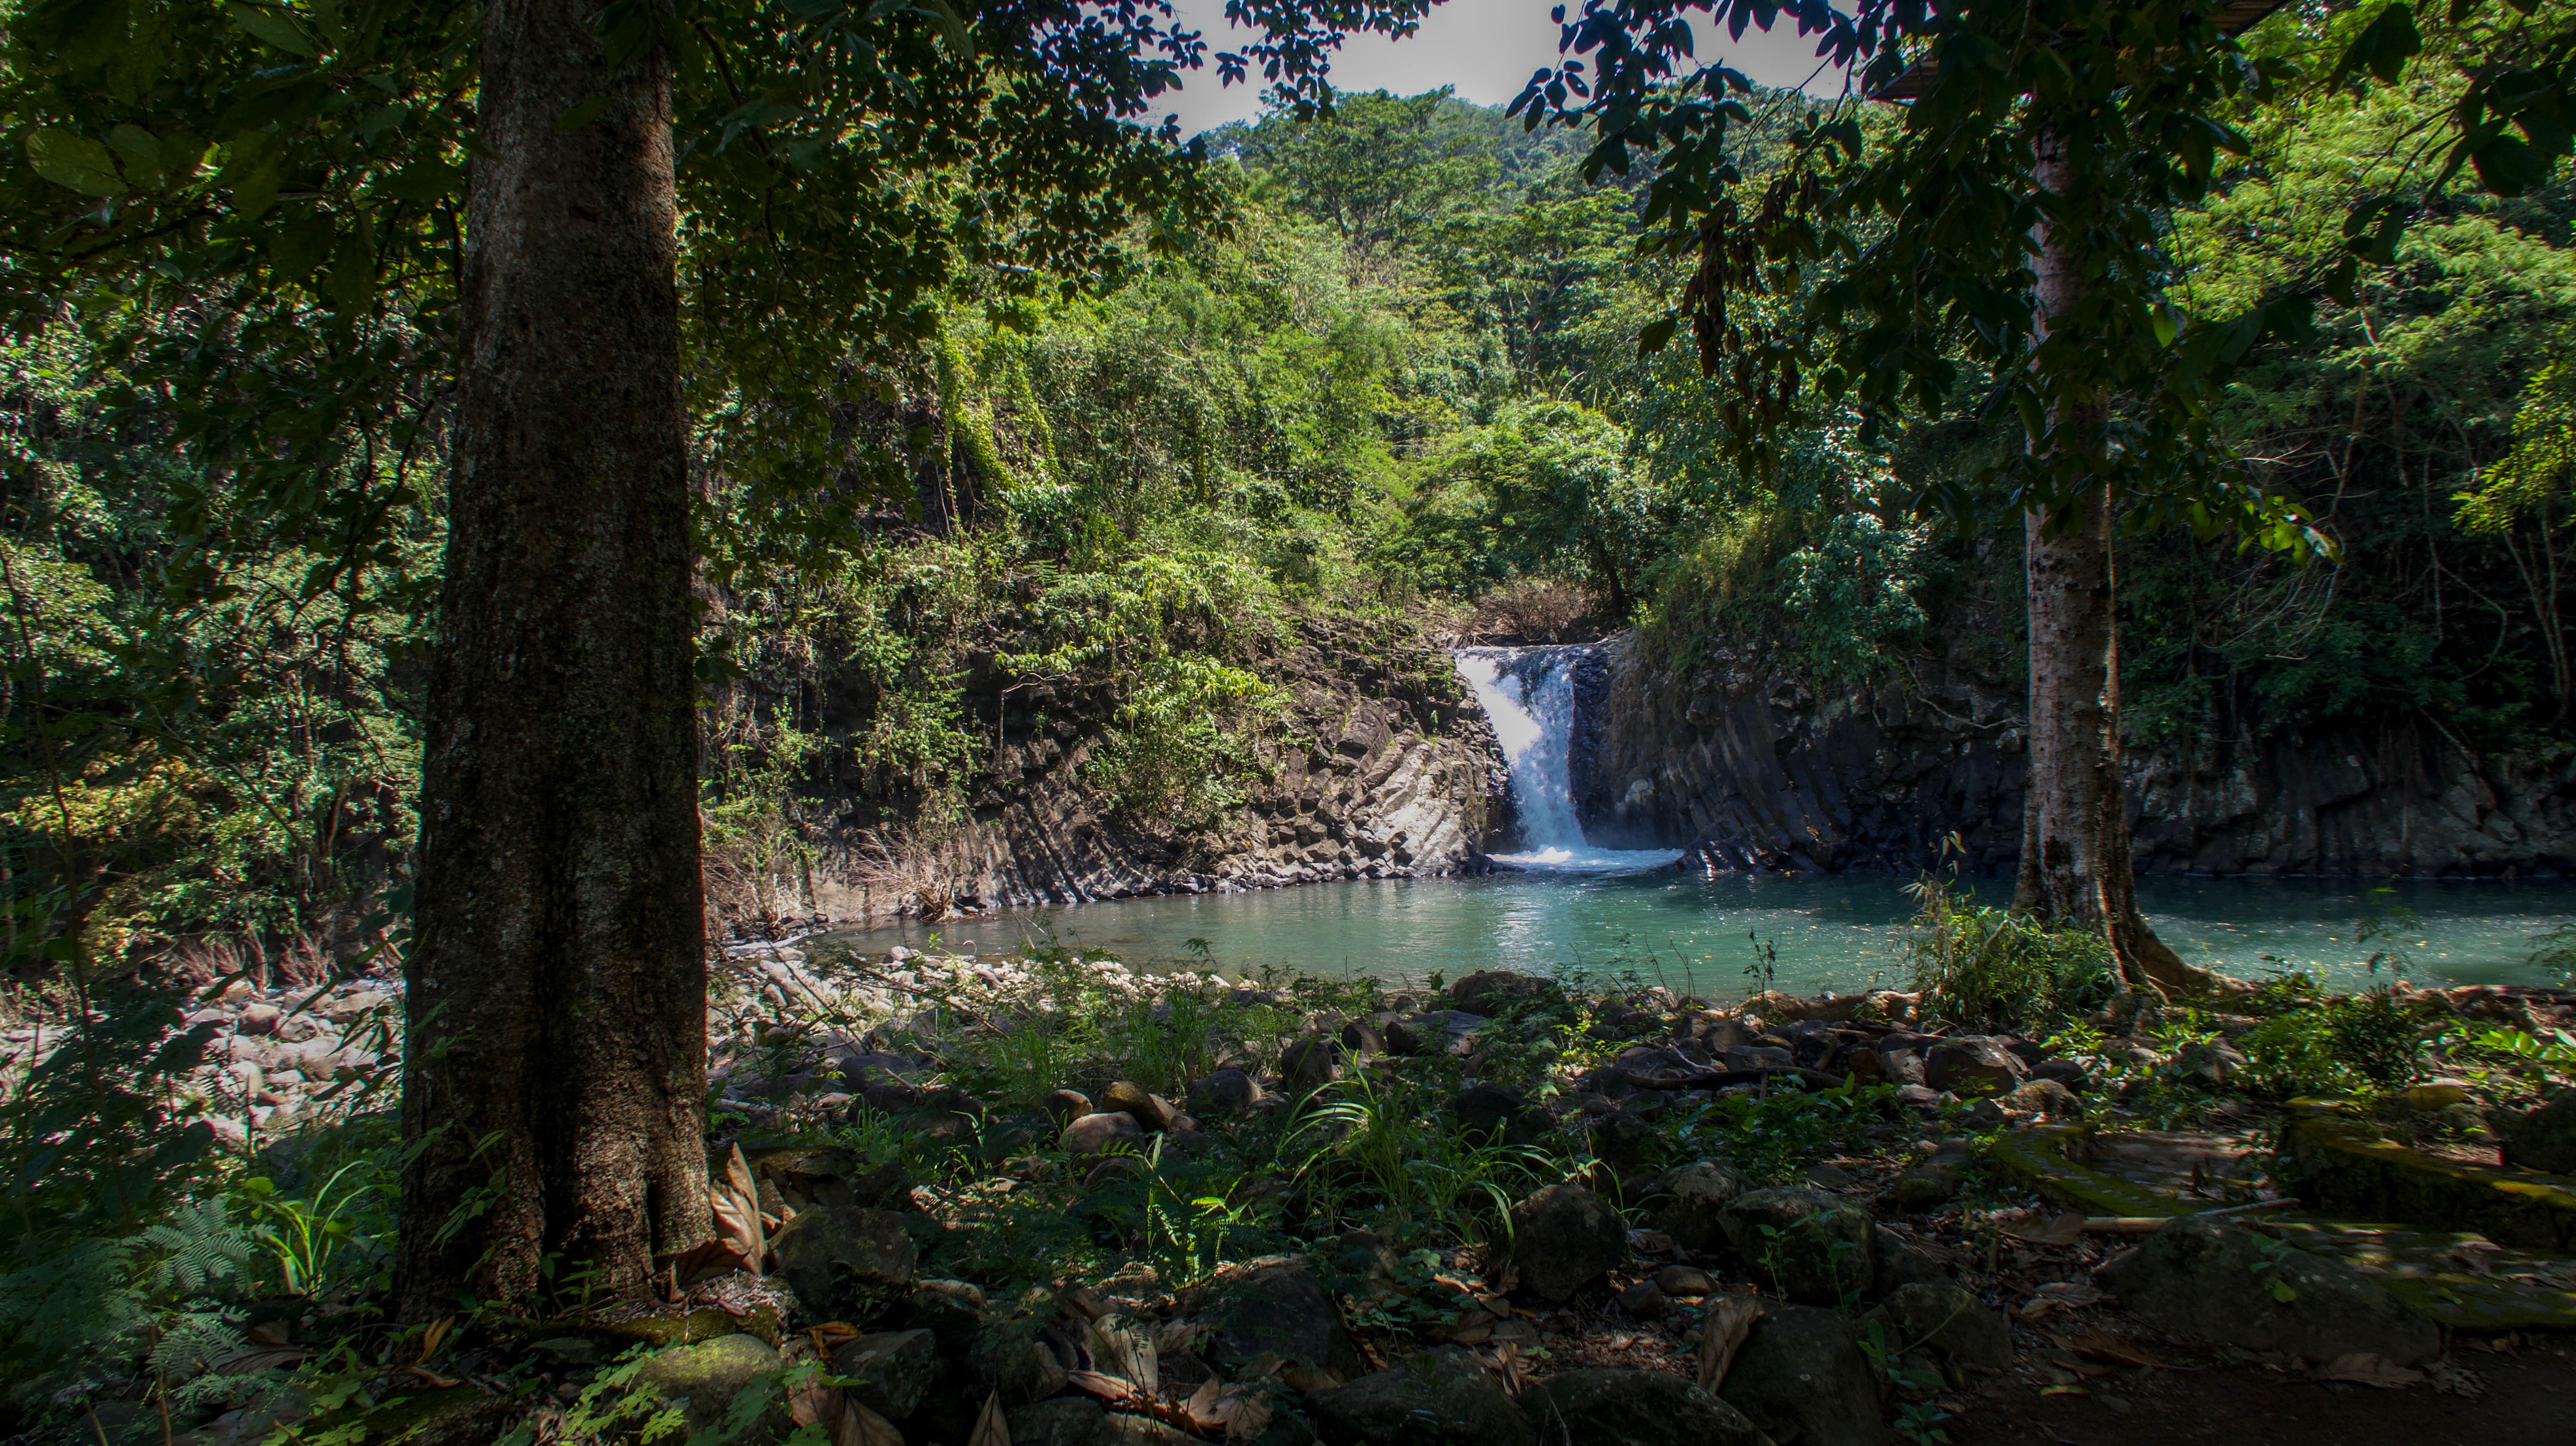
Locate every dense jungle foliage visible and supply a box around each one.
[7,12,2576,966]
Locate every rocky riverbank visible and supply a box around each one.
[105,945,2576,1446]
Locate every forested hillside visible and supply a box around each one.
[9,15,2576,965]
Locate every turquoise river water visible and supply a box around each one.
[821,869,2576,999]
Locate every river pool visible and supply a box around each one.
[817,868,2576,999]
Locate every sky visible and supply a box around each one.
[1156,0,1850,135]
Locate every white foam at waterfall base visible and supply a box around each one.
[1454,647,1684,873]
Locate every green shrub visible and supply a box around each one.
[2233,982,2425,1098]
[1903,880,2118,1032]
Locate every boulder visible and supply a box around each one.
[1716,1188,1873,1307]
[766,1207,915,1322]
[1339,1018,1387,1055]
[2028,1059,2091,1093]
[1062,1111,1144,1156]
[1868,1234,1948,1295]
[1721,1045,1795,1072]
[829,1328,940,1421]
[1613,1280,1673,1318]
[1008,1398,1109,1446]
[1505,1185,1627,1302]
[1307,1347,1535,1446]
[1716,1305,1886,1446]
[1888,1163,1961,1211]
[1924,1039,2024,1097]
[1174,1255,1361,1376]
[2103,1218,2439,1365]
[966,1319,1069,1406]
[1587,1110,1658,1173]
[1280,1036,1343,1093]
[1862,1282,2010,1370]
[1387,1012,1484,1057]
[2502,1091,2576,1174]
[902,1278,987,1350]
[1653,1265,1715,1297]
[2001,1079,2080,1117]
[1043,1088,1096,1125]
[1650,1161,1747,1253]
[1518,1369,1771,1446]
[2166,1040,2248,1088]
[1448,1083,1545,1145]
[1444,970,1554,1017]
[636,1335,789,1440]
[1188,1068,1261,1117]
[1102,1080,1178,1133]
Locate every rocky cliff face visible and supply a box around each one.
[797,615,1509,924]
[1575,631,2576,879]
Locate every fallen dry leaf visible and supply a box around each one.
[2004,1213,2088,1246]
[1063,1370,1142,1405]
[2038,1384,2090,1398]
[1697,1293,1763,1392]
[967,1390,1012,1446]
[398,1365,460,1389]
[2068,1329,2164,1371]
[711,1143,767,1276]
[2316,1353,2427,1389]
[418,1316,454,1364]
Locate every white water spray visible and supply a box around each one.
[1455,647,1681,872]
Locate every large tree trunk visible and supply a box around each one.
[2013,123,2207,999]
[399,0,709,1315]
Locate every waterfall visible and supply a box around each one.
[1455,646,1679,872]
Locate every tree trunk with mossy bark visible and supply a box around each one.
[397,0,709,1316]
[2013,122,2209,1001]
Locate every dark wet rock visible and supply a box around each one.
[767,1206,915,1322]
[1721,1044,1795,1071]
[2001,1079,2080,1117]
[1062,1111,1144,1155]
[1188,1068,1261,1117]
[1175,1255,1361,1376]
[1888,1162,1962,1211]
[636,1335,790,1440]
[1588,1110,1658,1173]
[1716,1304,1886,1446]
[2502,1091,2576,1174]
[1716,1188,1873,1307]
[1868,1234,1948,1296]
[2029,1059,2091,1092]
[1892,1084,1940,1109]
[1863,1282,2009,1370]
[902,1278,987,1350]
[1044,1088,1096,1125]
[1519,1368,1771,1446]
[1009,1398,1109,1446]
[1613,1280,1673,1318]
[1653,1264,1715,1296]
[1102,1080,1178,1133]
[862,1080,923,1113]
[1281,1035,1344,1093]
[1448,1083,1545,1144]
[1925,1038,2024,1097]
[1649,1161,1747,1253]
[830,1329,940,1420]
[1445,970,1555,1018]
[1506,1184,1627,1302]
[1307,1346,1535,1446]
[2103,1218,2440,1365]
[968,1319,1070,1406]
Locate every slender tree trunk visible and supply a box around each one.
[399,0,708,1315]
[2012,122,2208,998]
